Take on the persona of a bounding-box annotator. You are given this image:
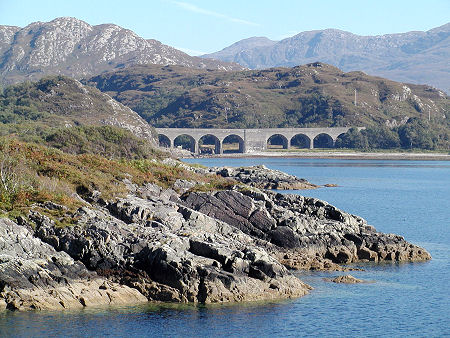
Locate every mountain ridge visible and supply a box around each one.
[202,23,450,92]
[0,17,244,85]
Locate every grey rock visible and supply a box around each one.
[32,193,310,304]
[214,165,317,190]
[181,187,431,266]
[0,218,146,311]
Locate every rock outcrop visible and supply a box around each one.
[29,194,310,305]
[215,165,318,190]
[0,165,431,311]
[329,275,367,284]
[180,188,431,267]
[161,159,317,190]
[0,218,147,311]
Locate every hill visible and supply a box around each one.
[85,62,449,148]
[202,23,450,93]
[0,75,158,154]
[0,17,244,85]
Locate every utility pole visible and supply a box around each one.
[354,89,357,106]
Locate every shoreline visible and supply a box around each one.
[188,150,450,161]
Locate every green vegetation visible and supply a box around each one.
[336,119,445,150]
[45,125,161,159]
[0,75,160,158]
[335,127,369,149]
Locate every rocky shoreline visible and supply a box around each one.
[0,162,431,311]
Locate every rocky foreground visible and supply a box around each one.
[0,165,430,311]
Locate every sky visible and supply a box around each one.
[1,0,449,55]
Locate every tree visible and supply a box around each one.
[398,118,436,149]
[363,126,400,149]
[335,128,368,149]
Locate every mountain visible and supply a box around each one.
[86,62,449,148]
[0,17,244,85]
[202,23,450,93]
[0,75,155,143]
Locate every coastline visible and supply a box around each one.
[189,150,450,161]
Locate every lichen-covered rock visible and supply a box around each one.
[214,165,318,190]
[181,187,431,268]
[32,195,311,305]
[0,218,147,311]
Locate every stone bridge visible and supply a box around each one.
[156,127,363,154]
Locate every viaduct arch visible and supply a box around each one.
[155,127,364,154]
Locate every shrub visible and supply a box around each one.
[0,139,37,209]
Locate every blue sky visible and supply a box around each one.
[1,0,449,55]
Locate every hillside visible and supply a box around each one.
[0,76,156,149]
[203,23,450,93]
[86,62,449,148]
[0,17,244,85]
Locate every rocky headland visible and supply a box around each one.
[161,159,318,190]
[0,162,430,311]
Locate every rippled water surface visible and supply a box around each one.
[1,158,449,337]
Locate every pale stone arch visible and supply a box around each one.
[267,134,289,150]
[199,134,221,154]
[313,133,334,148]
[158,134,171,148]
[174,134,196,152]
[223,134,245,153]
[290,134,311,149]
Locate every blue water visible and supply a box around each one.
[1,158,449,337]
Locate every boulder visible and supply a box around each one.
[330,275,367,284]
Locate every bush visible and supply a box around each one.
[45,125,159,159]
[0,139,37,209]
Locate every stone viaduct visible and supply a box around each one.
[156,127,363,154]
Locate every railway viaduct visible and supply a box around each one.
[155,127,363,154]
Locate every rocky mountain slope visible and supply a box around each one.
[0,17,244,85]
[203,23,450,93]
[86,63,449,147]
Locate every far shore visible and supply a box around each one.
[186,150,450,161]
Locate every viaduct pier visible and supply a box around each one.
[156,127,363,154]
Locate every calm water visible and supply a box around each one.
[1,158,449,337]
